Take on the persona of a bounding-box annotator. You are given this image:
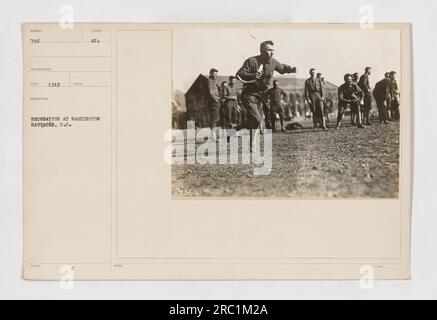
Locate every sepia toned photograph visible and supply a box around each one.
[171,26,402,199]
[18,20,412,283]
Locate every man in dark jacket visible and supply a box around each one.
[305,68,327,130]
[336,73,365,129]
[373,72,391,124]
[358,67,373,125]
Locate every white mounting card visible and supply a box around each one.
[22,23,411,280]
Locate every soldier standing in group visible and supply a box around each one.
[207,68,221,134]
[305,68,327,130]
[219,80,227,129]
[223,76,239,128]
[316,72,324,88]
[234,40,297,150]
[265,80,287,132]
[372,72,392,124]
[336,73,366,129]
[358,67,373,125]
[318,74,332,122]
[351,72,363,125]
[389,71,400,121]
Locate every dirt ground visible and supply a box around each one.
[171,117,400,198]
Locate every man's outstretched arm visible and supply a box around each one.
[274,60,297,74]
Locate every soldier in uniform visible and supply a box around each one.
[389,71,400,121]
[207,68,221,133]
[358,67,373,125]
[318,74,332,123]
[265,80,288,132]
[351,72,363,125]
[373,72,392,124]
[316,72,324,90]
[223,76,239,128]
[260,94,271,130]
[219,81,227,129]
[234,40,297,150]
[336,73,366,129]
[305,68,327,130]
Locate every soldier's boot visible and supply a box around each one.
[365,115,373,125]
[356,109,366,128]
[280,117,286,132]
[271,121,277,133]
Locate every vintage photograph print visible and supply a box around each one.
[171,26,402,199]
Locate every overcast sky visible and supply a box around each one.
[173,27,401,92]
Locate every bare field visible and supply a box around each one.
[172,118,400,198]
